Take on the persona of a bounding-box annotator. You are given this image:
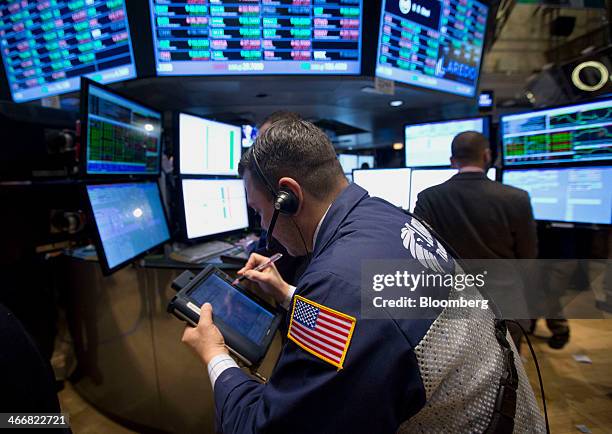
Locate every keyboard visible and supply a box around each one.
[170,240,240,264]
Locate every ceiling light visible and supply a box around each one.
[393,142,404,150]
[389,100,404,107]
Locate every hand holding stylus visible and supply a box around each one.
[234,253,290,304]
[232,253,283,284]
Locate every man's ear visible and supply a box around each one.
[277,177,303,215]
[484,148,492,166]
[450,157,459,169]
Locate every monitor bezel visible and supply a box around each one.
[147,0,365,78]
[177,176,250,243]
[173,111,243,176]
[83,179,172,275]
[499,96,612,169]
[80,77,164,179]
[374,0,491,99]
[501,166,612,226]
[403,115,492,168]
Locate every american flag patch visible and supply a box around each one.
[287,295,356,370]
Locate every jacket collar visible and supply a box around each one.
[451,171,489,180]
[312,183,369,258]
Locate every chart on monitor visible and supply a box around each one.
[149,0,363,76]
[0,0,136,102]
[375,0,488,97]
[86,182,170,272]
[405,117,488,167]
[181,179,249,240]
[85,82,162,176]
[502,166,612,225]
[501,98,612,166]
[179,113,241,176]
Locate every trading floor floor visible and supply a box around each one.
[58,319,612,434]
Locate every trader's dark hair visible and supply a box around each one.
[258,111,302,131]
[451,131,490,164]
[239,118,344,200]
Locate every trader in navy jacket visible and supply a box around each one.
[181,119,545,433]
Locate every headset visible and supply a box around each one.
[249,146,310,259]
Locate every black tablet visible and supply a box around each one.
[168,266,283,366]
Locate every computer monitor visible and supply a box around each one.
[353,168,411,210]
[358,155,375,169]
[405,117,490,167]
[338,154,359,174]
[242,125,258,148]
[501,98,612,166]
[181,179,250,240]
[82,79,163,176]
[149,0,363,76]
[86,182,170,275]
[502,166,612,225]
[375,0,488,97]
[409,168,496,211]
[0,0,136,103]
[178,113,242,176]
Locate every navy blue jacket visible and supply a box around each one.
[214,183,453,434]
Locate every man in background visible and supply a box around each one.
[414,131,569,349]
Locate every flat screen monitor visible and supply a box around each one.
[338,154,359,174]
[375,0,488,97]
[242,124,258,148]
[149,0,363,76]
[409,167,495,211]
[86,182,170,274]
[181,178,249,240]
[0,0,136,103]
[502,166,612,225]
[178,113,241,176]
[501,98,612,166]
[82,79,163,176]
[405,117,490,167]
[353,168,411,210]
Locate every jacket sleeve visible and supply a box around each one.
[213,271,426,434]
[413,191,433,223]
[513,191,538,259]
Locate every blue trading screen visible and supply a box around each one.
[149,0,363,76]
[87,182,170,270]
[376,0,488,97]
[86,83,162,175]
[0,0,136,103]
[501,98,612,166]
[502,166,612,225]
[190,273,274,344]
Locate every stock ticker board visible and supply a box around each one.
[502,99,612,166]
[0,0,136,102]
[149,0,363,75]
[376,0,488,97]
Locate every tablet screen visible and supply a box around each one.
[189,273,275,345]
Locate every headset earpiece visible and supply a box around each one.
[275,189,299,215]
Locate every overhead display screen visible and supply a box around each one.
[148,0,363,75]
[503,166,612,225]
[405,117,489,167]
[376,0,488,97]
[0,0,136,103]
[501,98,612,166]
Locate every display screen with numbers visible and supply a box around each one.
[148,0,363,75]
[0,0,137,103]
[375,0,488,97]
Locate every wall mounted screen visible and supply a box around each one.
[178,113,241,176]
[405,117,489,167]
[0,0,136,103]
[501,98,612,166]
[181,179,249,240]
[149,0,363,76]
[86,182,170,273]
[502,166,612,225]
[353,168,412,209]
[84,81,162,176]
[409,167,495,211]
[376,0,488,97]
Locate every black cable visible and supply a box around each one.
[507,320,550,434]
[290,216,312,263]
